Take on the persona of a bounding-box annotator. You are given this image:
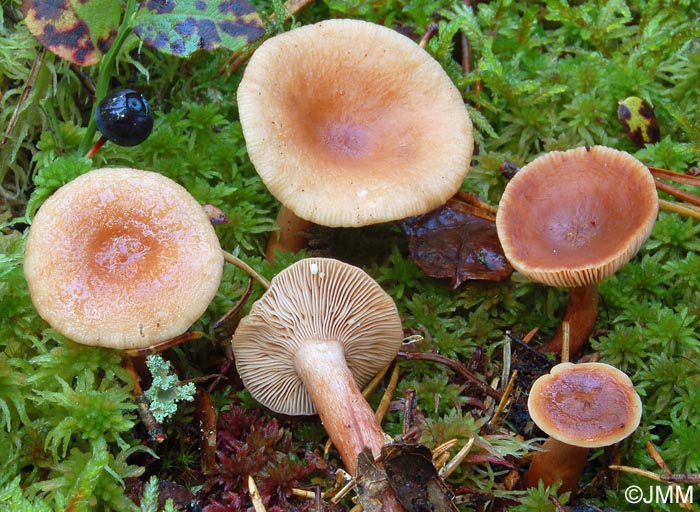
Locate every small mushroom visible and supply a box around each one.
[231,258,403,476]
[237,19,474,260]
[523,362,642,493]
[496,145,658,355]
[24,167,224,349]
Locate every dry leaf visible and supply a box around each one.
[402,196,512,288]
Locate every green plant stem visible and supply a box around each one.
[77,0,137,157]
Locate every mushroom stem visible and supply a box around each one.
[293,338,387,476]
[546,283,599,356]
[522,437,589,493]
[266,205,314,262]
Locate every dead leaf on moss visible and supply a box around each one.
[382,443,459,512]
[401,195,512,288]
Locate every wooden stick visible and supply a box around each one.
[649,166,700,187]
[398,351,503,400]
[659,198,700,219]
[221,249,270,289]
[654,179,700,207]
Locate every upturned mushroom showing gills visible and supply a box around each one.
[495,145,658,356]
[231,258,403,477]
[237,19,474,261]
[523,362,642,493]
[24,168,224,350]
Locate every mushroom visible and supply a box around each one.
[522,362,642,493]
[231,257,403,476]
[236,19,474,260]
[495,145,658,355]
[24,167,224,350]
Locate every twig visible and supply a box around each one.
[375,362,400,423]
[419,22,439,49]
[440,437,475,479]
[1,47,46,149]
[221,250,270,289]
[647,440,672,476]
[490,369,518,426]
[69,63,96,96]
[122,330,203,357]
[649,166,700,187]
[654,179,700,207]
[124,358,166,443]
[658,198,700,219]
[432,439,459,466]
[248,476,267,512]
[398,351,503,400]
[213,276,254,329]
[402,388,417,436]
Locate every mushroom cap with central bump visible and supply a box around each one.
[24,167,224,350]
[528,362,642,448]
[496,145,658,288]
[231,257,404,416]
[237,18,474,228]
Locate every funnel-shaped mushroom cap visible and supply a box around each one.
[496,146,658,288]
[237,19,473,228]
[232,257,403,415]
[528,362,642,448]
[24,168,224,349]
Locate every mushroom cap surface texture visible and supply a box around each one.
[231,257,403,415]
[528,362,642,448]
[24,167,224,349]
[495,145,658,288]
[237,18,474,228]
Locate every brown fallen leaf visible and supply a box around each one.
[381,442,459,512]
[401,194,512,288]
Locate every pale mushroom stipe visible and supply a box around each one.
[496,145,658,356]
[24,168,224,350]
[236,18,474,260]
[231,258,403,476]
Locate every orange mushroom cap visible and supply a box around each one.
[231,257,403,415]
[528,362,642,448]
[237,19,474,228]
[24,168,224,349]
[496,145,658,288]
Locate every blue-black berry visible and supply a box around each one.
[94,89,153,146]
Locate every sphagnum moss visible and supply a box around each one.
[1,0,699,510]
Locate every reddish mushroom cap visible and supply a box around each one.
[237,18,474,228]
[24,168,224,349]
[231,257,404,415]
[528,362,642,448]
[496,146,658,288]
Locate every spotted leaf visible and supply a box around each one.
[617,96,661,147]
[133,0,265,58]
[22,0,121,66]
